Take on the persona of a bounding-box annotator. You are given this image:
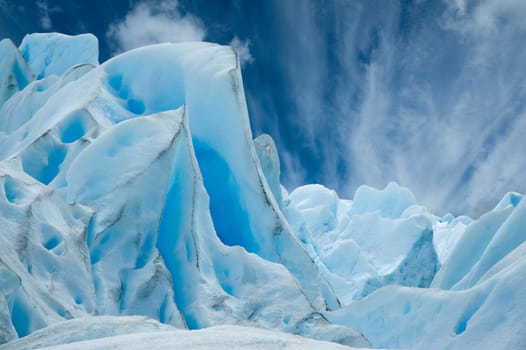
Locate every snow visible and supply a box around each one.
[0,316,370,350]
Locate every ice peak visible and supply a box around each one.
[19,33,99,79]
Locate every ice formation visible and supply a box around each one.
[0,316,366,350]
[0,33,524,350]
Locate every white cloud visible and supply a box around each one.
[107,0,206,53]
[279,149,308,192]
[35,0,62,30]
[229,36,254,67]
[36,0,63,30]
[265,0,526,216]
[36,0,52,30]
[472,0,526,31]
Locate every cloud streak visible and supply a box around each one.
[266,0,526,217]
[36,0,62,30]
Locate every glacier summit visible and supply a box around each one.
[0,33,524,349]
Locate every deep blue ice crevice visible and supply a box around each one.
[54,109,96,144]
[157,118,201,328]
[2,175,31,205]
[10,293,33,338]
[193,139,255,251]
[18,132,67,185]
[153,106,368,347]
[180,51,339,312]
[0,262,21,343]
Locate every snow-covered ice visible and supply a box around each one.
[0,316,371,350]
[0,32,525,350]
[327,193,526,349]
[0,33,367,348]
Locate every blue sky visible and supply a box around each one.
[1,0,526,217]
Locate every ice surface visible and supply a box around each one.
[327,191,526,349]
[283,183,438,303]
[328,246,526,349]
[18,33,98,79]
[0,316,369,350]
[0,159,94,342]
[0,316,174,350]
[285,181,526,349]
[446,198,526,290]
[0,64,95,133]
[432,217,469,264]
[494,191,522,210]
[0,39,33,107]
[254,133,283,207]
[431,205,514,290]
[0,33,367,348]
[349,182,416,218]
[0,31,524,350]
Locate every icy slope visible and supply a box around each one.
[0,33,367,348]
[0,160,94,343]
[282,182,525,349]
[325,194,526,349]
[0,316,369,350]
[1,32,525,350]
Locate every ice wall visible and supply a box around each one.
[0,33,367,348]
[0,32,524,350]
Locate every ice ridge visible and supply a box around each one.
[0,33,524,350]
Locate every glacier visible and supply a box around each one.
[0,32,524,350]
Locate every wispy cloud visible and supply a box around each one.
[107,0,206,53]
[229,36,254,67]
[36,0,61,30]
[471,0,526,31]
[268,0,526,216]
